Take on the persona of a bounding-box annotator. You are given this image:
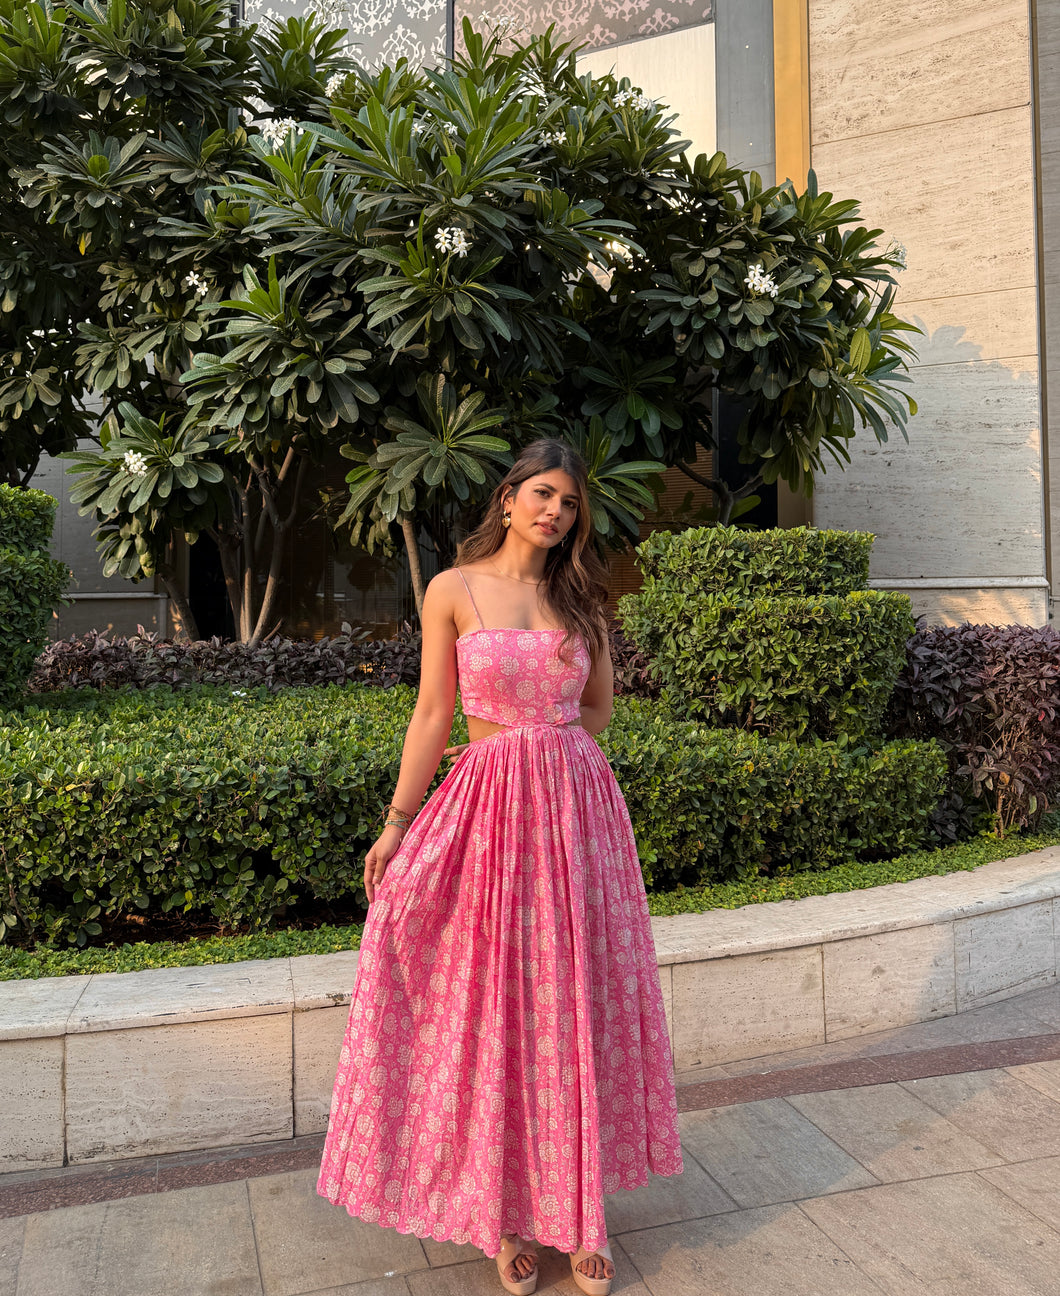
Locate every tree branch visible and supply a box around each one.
[400,512,426,619]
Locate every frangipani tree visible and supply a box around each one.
[2,0,917,636]
[0,0,358,639]
[209,17,915,609]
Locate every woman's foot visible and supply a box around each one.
[576,1252,615,1281]
[495,1234,538,1294]
[571,1240,614,1295]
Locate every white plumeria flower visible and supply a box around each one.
[325,72,345,98]
[541,128,566,146]
[434,226,471,257]
[479,10,522,34]
[231,689,248,698]
[184,270,209,298]
[744,263,779,299]
[260,117,298,150]
[613,88,654,112]
[123,450,149,477]
[885,238,908,270]
[440,120,458,136]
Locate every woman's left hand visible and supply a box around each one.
[443,742,470,761]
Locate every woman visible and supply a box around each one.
[317,439,682,1296]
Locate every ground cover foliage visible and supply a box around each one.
[26,621,656,696]
[889,622,1060,839]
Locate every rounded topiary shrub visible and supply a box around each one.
[617,523,944,874]
[0,484,69,708]
[619,524,915,742]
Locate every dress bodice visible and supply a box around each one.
[456,627,590,727]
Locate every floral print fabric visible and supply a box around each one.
[456,627,588,726]
[317,629,683,1257]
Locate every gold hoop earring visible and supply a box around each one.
[501,512,511,529]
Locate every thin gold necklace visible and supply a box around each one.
[488,556,544,586]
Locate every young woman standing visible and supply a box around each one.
[317,439,682,1295]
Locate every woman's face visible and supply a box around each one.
[505,470,580,549]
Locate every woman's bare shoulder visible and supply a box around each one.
[424,567,464,608]
[425,566,491,613]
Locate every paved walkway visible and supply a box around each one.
[7,983,1060,1295]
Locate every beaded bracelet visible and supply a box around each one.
[381,802,414,833]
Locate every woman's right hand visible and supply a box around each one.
[364,825,405,904]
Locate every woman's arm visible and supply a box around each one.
[364,572,459,901]
[388,573,460,814]
[576,617,614,736]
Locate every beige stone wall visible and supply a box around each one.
[806,0,1049,627]
[1040,0,1060,621]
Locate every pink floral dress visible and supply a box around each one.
[317,574,682,1257]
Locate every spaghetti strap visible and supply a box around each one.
[457,567,485,631]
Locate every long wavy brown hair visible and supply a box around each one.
[455,439,609,663]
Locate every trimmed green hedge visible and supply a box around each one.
[603,698,946,887]
[633,524,873,597]
[0,481,56,551]
[6,815,1060,979]
[0,484,69,707]
[619,585,914,741]
[0,685,946,947]
[0,685,429,945]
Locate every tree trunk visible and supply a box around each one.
[158,566,200,642]
[676,462,765,526]
[400,513,426,619]
[245,451,307,648]
[247,524,287,649]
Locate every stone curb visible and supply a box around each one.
[2,846,1059,1174]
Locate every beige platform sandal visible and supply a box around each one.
[570,1240,614,1296]
[495,1234,538,1295]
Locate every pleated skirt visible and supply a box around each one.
[316,722,683,1256]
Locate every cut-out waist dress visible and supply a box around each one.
[317,603,682,1256]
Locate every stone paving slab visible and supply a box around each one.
[67,960,295,1034]
[247,1169,429,1296]
[677,1099,880,1207]
[601,1153,736,1233]
[14,1179,263,1296]
[0,1216,22,1296]
[0,974,92,1041]
[801,1172,1060,1295]
[900,1068,1060,1161]
[301,1279,411,1296]
[979,1153,1060,1233]
[1005,1056,1060,1103]
[785,1081,1005,1182]
[620,1203,887,1295]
